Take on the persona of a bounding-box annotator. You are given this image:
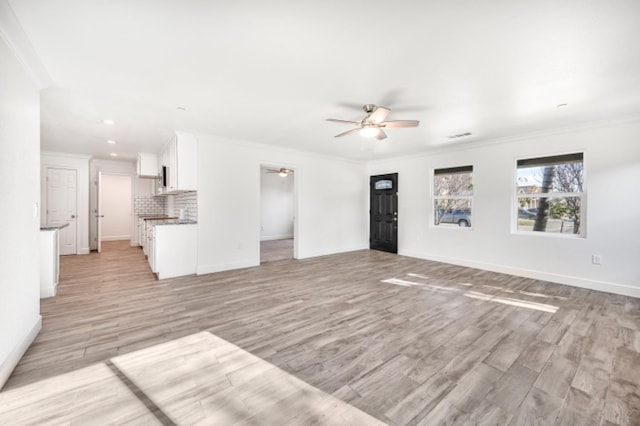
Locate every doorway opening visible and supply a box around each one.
[97,173,132,252]
[260,165,296,263]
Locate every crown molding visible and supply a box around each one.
[41,150,92,160]
[0,0,52,89]
[366,113,640,166]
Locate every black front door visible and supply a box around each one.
[370,173,398,253]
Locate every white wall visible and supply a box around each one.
[41,151,91,254]
[0,35,41,388]
[260,167,294,240]
[197,136,368,274]
[368,119,640,297]
[101,174,132,241]
[134,176,154,198]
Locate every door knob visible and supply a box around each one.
[393,217,397,221]
[71,214,76,219]
[96,215,104,218]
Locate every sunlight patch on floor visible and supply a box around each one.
[0,332,385,425]
[464,291,558,313]
[382,274,559,314]
[382,278,461,293]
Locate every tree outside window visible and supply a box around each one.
[516,153,584,236]
[433,166,473,228]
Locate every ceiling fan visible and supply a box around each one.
[326,104,419,140]
[266,168,294,177]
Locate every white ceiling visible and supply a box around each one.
[5,0,640,161]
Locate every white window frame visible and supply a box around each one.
[513,152,586,238]
[432,165,474,229]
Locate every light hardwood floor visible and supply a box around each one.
[2,241,640,425]
[261,238,294,263]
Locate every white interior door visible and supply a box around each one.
[97,171,103,253]
[47,168,77,255]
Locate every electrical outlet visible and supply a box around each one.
[592,255,602,265]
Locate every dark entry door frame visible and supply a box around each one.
[369,173,398,254]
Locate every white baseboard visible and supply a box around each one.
[40,284,57,299]
[78,247,90,255]
[298,244,369,260]
[260,234,293,241]
[399,250,640,299]
[0,315,42,390]
[197,259,259,275]
[101,235,131,242]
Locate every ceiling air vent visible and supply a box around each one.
[448,132,472,139]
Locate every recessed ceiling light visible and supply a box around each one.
[107,140,116,144]
[556,103,568,108]
[448,132,472,139]
[103,119,115,125]
[109,153,117,157]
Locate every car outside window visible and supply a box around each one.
[433,166,473,228]
[515,153,584,236]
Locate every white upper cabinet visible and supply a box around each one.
[160,132,198,194]
[137,153,159,178]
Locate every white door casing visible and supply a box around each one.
[47,168,77,255]
[97,171,103,253]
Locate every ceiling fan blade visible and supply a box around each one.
[368,106,390,123]
[267,168,293,174]
[376,129,388,140]
[326,118,360,125]
[334,127,362,138]
[380,120,420,128]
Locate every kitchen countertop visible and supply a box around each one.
[40,223,70,231]
[138,215,177,220]
[152,219,197,226]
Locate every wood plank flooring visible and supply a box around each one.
[261,238,294,263]
[2,241,640,425]
[0,332,384,425]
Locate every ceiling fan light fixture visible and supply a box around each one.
[327,104,418,139]
[360,126,379,138]
[266,167,293,176]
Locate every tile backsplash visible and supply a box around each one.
[173,192,198,221]
[133,192,197,221]
[134,196,167,216]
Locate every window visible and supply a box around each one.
[374,180,393,190]
[515,153,584,236]
[433,166,473,228]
